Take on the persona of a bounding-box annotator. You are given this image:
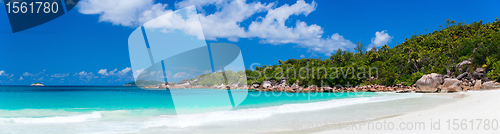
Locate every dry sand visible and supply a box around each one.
[312,90,500,134]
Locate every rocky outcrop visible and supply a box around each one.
[277,77,288,88]
[472,68,491,81]
[456,72,469,80]
[481,81,500,90]
[251,84,260,89]
[416,73,444,92]
[262,81,272,88]
[158,82,169,88]
[438,78,462,92]
[473,80,482,90]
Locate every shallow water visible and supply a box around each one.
[0,86,456,134]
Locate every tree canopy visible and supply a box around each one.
[246,18,500,87]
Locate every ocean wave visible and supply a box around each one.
[143,93,422,128]
[0,111,102,124]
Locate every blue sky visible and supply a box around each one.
[0,0,499,85]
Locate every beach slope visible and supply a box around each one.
[314,90,500,134]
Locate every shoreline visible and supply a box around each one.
[261,93,468,134]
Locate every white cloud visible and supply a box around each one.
[97,67,133,81]
[51,73,70,78]
[300,55,305,58]
[78,0,356,55]
[369,30,393,47]
[98,68,131,76]
[74,71,98,81]
[0,70,13,79]
[97,68,116,76]
[18,76,23,80]
[133,68,146,79]
[117,67,132,75]
[195,0,356,55]
[22,72,30,76]
[175,0,227,9]
[196,0,274,40]
[98,69,108,75]
[141,6,206,40]
[78,0,170,27]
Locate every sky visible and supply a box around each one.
[0,0,499,85]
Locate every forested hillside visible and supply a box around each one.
[245,18,500,87]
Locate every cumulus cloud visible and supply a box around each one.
[18,76,23,80]
[300,55,305,58]
[97,67,133,81]
[98,69,110,75]
[98,68,132,76]
[78,0,170,26]
[369,30,393,48]
[195,0,274,41]
[194,0,355,55]
[78,0,356,55]
[0,70,5,76]
[118,67,132,75]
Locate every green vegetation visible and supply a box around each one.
[487,56,500,82]
[246,18,500,86]
[192,70,247,86]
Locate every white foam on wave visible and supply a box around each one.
[143,93,423,128]
[0,111,102,124]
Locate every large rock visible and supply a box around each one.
[438,78,462,92]
[291,83,300,90]
[262,81,272,88]
[481,81,500,90]
[456,72,469,80]
[472,68,485,80]
[251,84,260,89]
[473,80,482,90]
[416,73,444,92]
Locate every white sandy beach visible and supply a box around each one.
[313,90,500,134]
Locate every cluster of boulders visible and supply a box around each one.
[415,67,500,93]
[247,77,415,93]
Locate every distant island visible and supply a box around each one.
[30,82,44,86]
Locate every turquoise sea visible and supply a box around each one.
[0,86,455,133]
